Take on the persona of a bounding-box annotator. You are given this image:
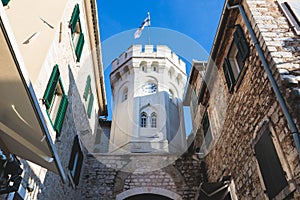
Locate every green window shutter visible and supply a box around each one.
[75,33,84,62]
[2,0,10,6]
[54,94,68,135]
[83,75,91,101]
[43,65,60,109]
[68,135,83,186]
[222,58,235,93]
[234,25,249,62]
[87,92,94,119]
[70,4,80,34]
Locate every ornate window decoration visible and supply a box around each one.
[140,112,147,128]
[150,112,157,128]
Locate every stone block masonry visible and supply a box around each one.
[79,153,205,200]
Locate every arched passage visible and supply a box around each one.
[116,187,182,200]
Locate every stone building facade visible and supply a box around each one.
[79,153,206,200]
[185,0,300,199]
[0,0,107,199]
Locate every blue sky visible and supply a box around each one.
[97,1,224,134]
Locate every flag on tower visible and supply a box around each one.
[134,12,151,39]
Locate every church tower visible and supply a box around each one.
[109,45,187,153]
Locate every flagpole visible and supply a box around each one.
[147,26,150,45]
[147,12,150,45]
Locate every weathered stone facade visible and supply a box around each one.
[0,0,106,199]
[79,153,205,200]
[186,0,300,199]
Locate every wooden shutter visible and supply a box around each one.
[87,92,94,118]
[43,65,60,109]
[68,135,83,186]
[70,4,80,34]
[75,33,84,62]
[2,0,10,6]
[53,94,68,135]
[234,25,249,61]
[83,75,91,101]
[222,58,235,92]
[254,129,288,199]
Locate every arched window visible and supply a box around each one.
[140,61,147,72]
[140,112,147,128]
[168,89,174,100]
[122,87,128,102]
[151,112,157,128]
[152,61,159,72]
[168,67,174,78]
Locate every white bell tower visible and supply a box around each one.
[109,45,187,153]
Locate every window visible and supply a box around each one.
[142,82,157,94]
[83,75,94,118]
[140,61,147,72]
[152,61,159,72]
[278,0,300,34]
[176,74,182,85]
[223,25,249,92]
[1,0,10,6]
[69,4,85,62]
[43,65,68,136]
[168,89,174,100]
[150,112,157,128]
[202,111,212,149]
[191,88,198,116]
[140,112,147,128]
[68,135,83,186]
[254,128,288,199]
[168,67,174,78]
[122,87,128,102]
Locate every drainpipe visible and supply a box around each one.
[226,3,300,159]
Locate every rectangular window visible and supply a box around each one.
[202,111,212,149]
[191,88,198,116]
[68,135,83,186]
[278,0,300,34]
[223,25,249,92]
[69,4,85,62]
[254,128,288,199]
[43,65,68,136]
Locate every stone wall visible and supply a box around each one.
[202,0,300,199]
[79,153,204,200]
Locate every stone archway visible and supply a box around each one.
[116,187,182,200]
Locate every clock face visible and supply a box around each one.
[142,82,157,94]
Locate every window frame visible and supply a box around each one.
[252,120,296,199]
[140,112,147,128]
[278,0,300,35]
[43,65,68,136]
[202,111,212,150]
[68,135,83,187]
[69,4,85,62]
[223,25,249,93]
[150,112,157,128]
